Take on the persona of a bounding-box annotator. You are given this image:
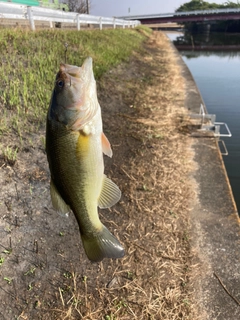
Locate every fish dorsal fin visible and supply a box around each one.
[50,179,70,217]
[101,132,113,158]
[98,175,121,209]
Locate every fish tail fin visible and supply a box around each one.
[81,225,125,262]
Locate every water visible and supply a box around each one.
[168,32,240,212]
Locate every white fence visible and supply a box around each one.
[0,2,140,30]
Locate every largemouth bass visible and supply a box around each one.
[46,57,124,262]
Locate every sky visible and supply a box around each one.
[90,0,228,17]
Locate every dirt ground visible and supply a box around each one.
[0,31,197,319]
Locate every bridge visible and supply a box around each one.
[121,8,240,24]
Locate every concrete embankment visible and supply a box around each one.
[174,41,240,319]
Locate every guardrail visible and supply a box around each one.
[0,2,140,30]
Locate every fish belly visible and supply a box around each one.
[46,118,103,234]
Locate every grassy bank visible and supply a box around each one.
[0,27,196,319]
[0,27,150,155]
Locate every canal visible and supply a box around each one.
[168,32,240,212]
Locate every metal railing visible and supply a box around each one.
[0,2,140,30]
[123,7,240,20]
[190,104,232,155]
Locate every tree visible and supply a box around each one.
[67,0,90,13]
[175,0,240,32]
[175,0,240,12]
[223,1,240,8]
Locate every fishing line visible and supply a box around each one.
[64,42,68,64]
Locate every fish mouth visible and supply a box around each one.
[55,68,82,108]
[55,64,82,91]
[59,63,81,78]
[55,58,98,130]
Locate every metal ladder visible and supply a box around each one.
[190,104,232,155]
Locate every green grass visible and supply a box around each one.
[0,26,151,146]
[2,145,18,165]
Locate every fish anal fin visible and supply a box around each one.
[98,175,121,209]
[81,225,125,262]
[50,179,70,217]
[102,132,113,158]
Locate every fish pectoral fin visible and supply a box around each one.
[81,225,125,262]
[101,132,113,158]
[50,179,70,217]
[98,175,121,209]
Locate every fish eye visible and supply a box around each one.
[57,80,64,88]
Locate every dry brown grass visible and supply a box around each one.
[48,32,198,320]
[0,31,199,320]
